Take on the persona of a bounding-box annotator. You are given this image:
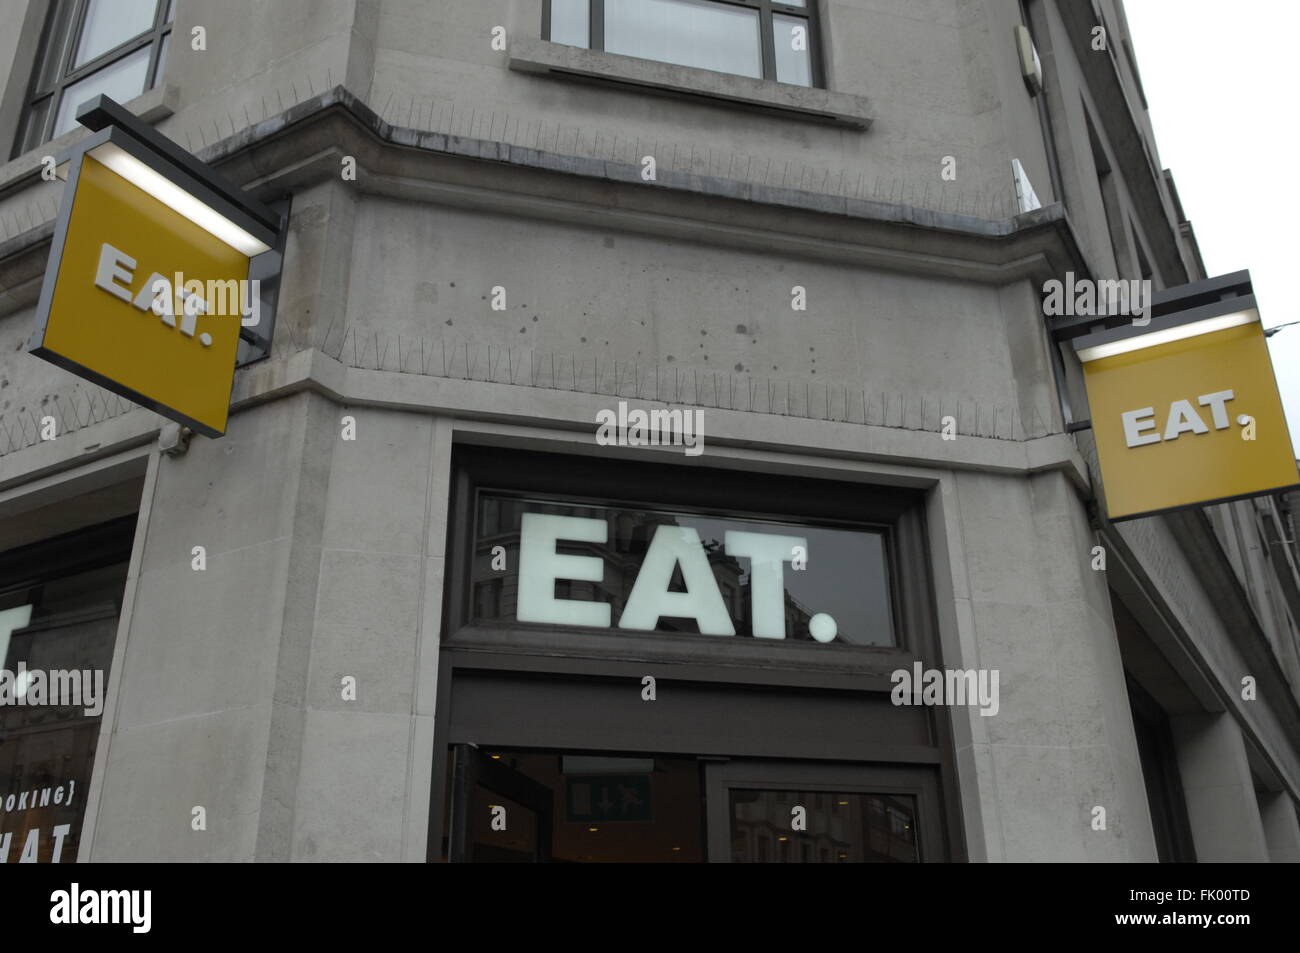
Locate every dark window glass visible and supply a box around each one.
[35,3,79,91]
[449,749,705,863]
[469,788,540,863]
[730,790,919,862]
[15,97,55,152]
[471,494,896,646]
[153,31,171,86]
[0,723,99,863]
[1127,678,1196,862]
[0,523,132,864]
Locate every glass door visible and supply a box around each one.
[704,760,947,862]
[443,748,708,862]
[447,744,554,862]
[443,748,950,862]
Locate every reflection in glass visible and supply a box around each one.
[470,788,539,862]
[154,32,171,86]
[773,13,812,86]
[463,751,703,863]
[15,98,54,156]
[471,495,896,646]
[0,605,32,674]
[0,554,126,864]
[37,3,79,90]
[54,46,151,137]
[605,0,761,78]
[550,0,590,48]
[0,724,99,863]
[730,790,919,862]
[74,0,158,68]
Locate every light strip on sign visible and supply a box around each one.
[1076,309,1259,363]
[85,141,271,257]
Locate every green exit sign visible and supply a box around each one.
[566,775,652,823]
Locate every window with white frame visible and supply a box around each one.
[545,0,821,87]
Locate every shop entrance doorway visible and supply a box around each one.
[432,445,964,863]
[443,745,943,862]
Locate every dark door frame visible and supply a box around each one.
[447,743,554,863]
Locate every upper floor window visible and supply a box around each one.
[545,0,820,87]
[13,0,174,158]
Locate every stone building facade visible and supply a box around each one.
[0,0,1296,862]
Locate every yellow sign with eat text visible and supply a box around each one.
[1083,322,1298,520]
[32,153,248,436]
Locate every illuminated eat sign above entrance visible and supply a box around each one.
[471,497,898,647]
[1073,272,1299,520]
[27,96,282,437]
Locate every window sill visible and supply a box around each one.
[508,38,872,130]
[0,83,178,197]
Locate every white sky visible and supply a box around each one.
[1122,1,1300,457]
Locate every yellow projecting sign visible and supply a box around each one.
[1076,299,1299,521]
[29,98,278,437]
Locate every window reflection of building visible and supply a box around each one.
[729,790,919,863]
[783,591,847,644]
[0,518,132,864]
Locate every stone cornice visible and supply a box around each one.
[1,85,1101,313]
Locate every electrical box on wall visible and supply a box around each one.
[1016,24,1043,95]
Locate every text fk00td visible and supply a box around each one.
[515,513,840,642]
[92,242,258,343]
